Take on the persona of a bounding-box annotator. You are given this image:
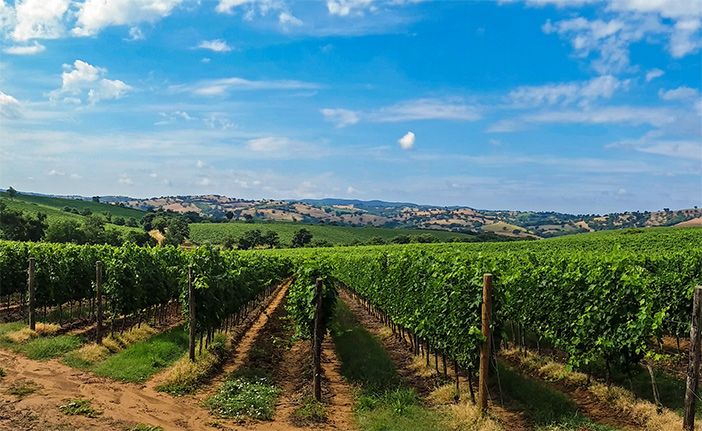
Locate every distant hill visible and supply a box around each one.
[4,189,701,239]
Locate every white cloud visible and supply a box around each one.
[196,160,205,168]
[398,131,415,150]
[537,0,701,72]
[197,39,232,52]
[609,133,702,161]
[216,0,255,14]
[72,0,183,36]
[279,11,302,27]
[50,60,132,105]
[246,136,292,152]
[48,169,65,176]
[321,108,360,127]
[374,98,480,122]
[198,177,212,186]
[524,106,675,127]
[658,86,700,101]
[178,76,320,96]
[126,26,144,41]
[645,68,664,82]
[0,90,21,119]
[154,110,196,125]
[3,41,45,55]
[327,0,375,17]
[509,75,626,107]
[10,0,70,41]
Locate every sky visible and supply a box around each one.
[0,0,700,214]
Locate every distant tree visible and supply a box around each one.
[125,217,138,227]
[291,228,313,248]
[391,235,411,244]
[0,202,47,241]
[164,217,190,246]
[122,230,154,246]
[367,236,386,245]
[243,213,254,223]
[312,239,333,247]
[92,196,100,203]
[6,187,17,198]
[44,219,86,244]
[82,215,107,244]
[411,234,436,244]
[225,211,234,221]
[102,211,111,222]
[151,216,170,233]
[261,230,280,248]
[80,208,93,216]
[113,216,125,226]
[238,229,263,250]
[223,235,237,250]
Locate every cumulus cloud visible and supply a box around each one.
[197,39,232,52]
[3,41,45,55]
[279,11,303,27]
[398,131,415,150]
[50,60,132,105]
[0,90,21,119]
[9,0,70,41]
[72,0,183,36]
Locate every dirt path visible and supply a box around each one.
[0,282,292,431]
[501,353,641,431]
[339,289,531,431]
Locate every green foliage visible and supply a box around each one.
[291,228,313,248]
[205,376,281,420]
[0,201,47,241]
[286,259,337,340]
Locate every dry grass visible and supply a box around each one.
[502,348,689,431]
[5,328,38,343]
[72,343,110,364]
[102,325,157,353]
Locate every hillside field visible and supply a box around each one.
[190,221,479,246]
[0,193,145,222]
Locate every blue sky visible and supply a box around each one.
[0,0,700,213]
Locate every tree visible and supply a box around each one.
[291,228,313,248]
[122,230,153,246]
[44,219,86,244]
[367,236,386,245]
[0,202,47,241]
[80,208,93,216]
[238,229,262,250]
[6,187,17,198]
[164,217,189,246]
[243,213,254,223]
[225,211,234,221]
[391,235,411,244]
[125,217,138,227]
[92,196,100,203]
[113,216,125,226]
[261,230,280,248]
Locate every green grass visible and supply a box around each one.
[1,192,144,220]
[497,361,619,431]
[7,380,40,398]
[0,322,84,360]
[191,220,472,247]
[292,396,328,424]
[130,425,164,431]
[91,326,189,382]
[205,375,282,420]
[59,398,101,418]
[330,300,443,431]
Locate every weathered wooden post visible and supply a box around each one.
[28,257,36,331]
[95,261,104,344]
[478,273,493,413]
[313,278,323,401]
[188,265,196,362]
[683,286,702,430]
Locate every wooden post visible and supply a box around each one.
[28,257,36,331]
[95,261,104,344]
[683,286,702,430]
[478,273,493,413]
[188,266,196,362]
[313,278,323,401]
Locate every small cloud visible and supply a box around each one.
[126,27,144,41]
[617,188,627,195]
[201,57,211,63]
[118,175,133,185]
[645,68,664,82]
[48,169,65,176]
[3,42,46,55]
[279,12,303,27]
[0,91,22,119]
[197,39,232,52]
[198,177,212,186]
[658,86,699,101]
[69,173,82,179]
[398,131,415,150]
[321,108,360,128]
[196,160,205,168]
[346,186,358,194]
[50,60,131,105]
[489,138,502,146]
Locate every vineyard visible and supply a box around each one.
[0,227,701,430]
